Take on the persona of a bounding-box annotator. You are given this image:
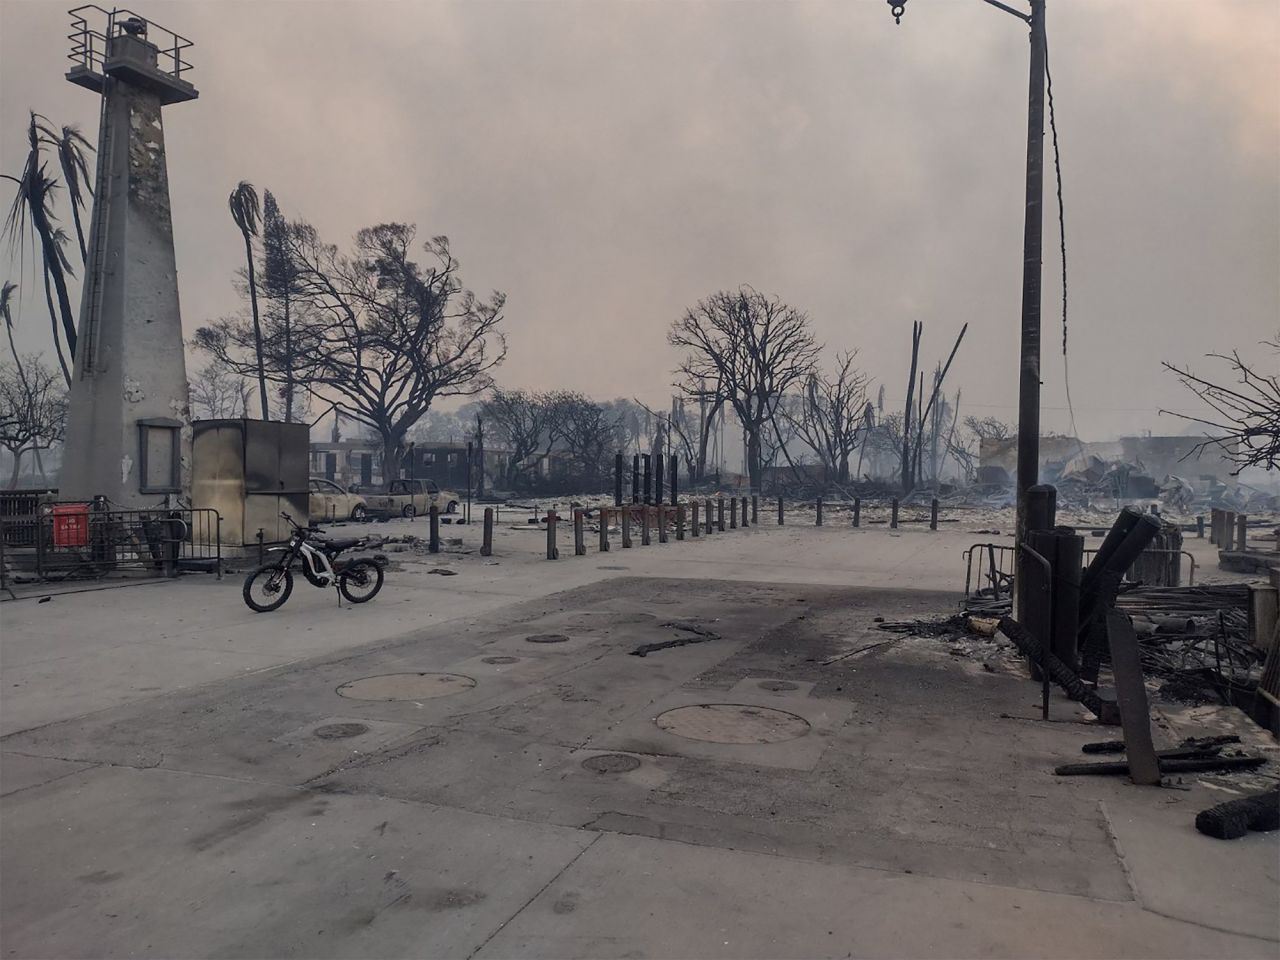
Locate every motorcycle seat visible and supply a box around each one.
[322,537,363,551]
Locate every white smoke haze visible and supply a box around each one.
[2,0,1276,444]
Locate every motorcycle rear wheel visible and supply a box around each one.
[339,559,384,604]
[243,564,294,613]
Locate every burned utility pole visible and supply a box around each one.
[887,0,1046,542]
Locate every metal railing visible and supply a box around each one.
[0,502,220,586]
[962,542,1016,603]
[68,5,194,80]
[1083,547,1196,587]
[963,541,1197,603]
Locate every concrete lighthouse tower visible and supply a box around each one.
[59,9,197,506]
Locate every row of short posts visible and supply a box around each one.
[1209,507,1249,553]
[793,495,937,530]
[544,494,767,559]
[615,451,681,507]
[540,491,950,560]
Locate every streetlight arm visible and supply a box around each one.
[977,0,1031,23]
[888,0,1031,25]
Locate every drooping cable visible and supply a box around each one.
[1044,32,1082,450]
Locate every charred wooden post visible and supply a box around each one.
[546,510,559,560]
[676,505,685,541]
[643,455,652,505]
[1223,511,1236,551]
[1025,531,1056,685]
[930,498,939,531]
[729,498,738,529]
[1017,484,1059,629]
[632,455,640,504]
[1196,515,1204,539]
[1082,506,1142,596]
[717,498,725,532]
[615,453,624,507]
[777,496,784,525]
[853,497,861,528]
[1078,510,1164,683]
[599,509,610,552]
[816,497,823,527]
[1209,508,1220,545]
[1025,484,1057,533]
[1106,612,1161,785]
[481,507,493,556]
[1131,523,1183,586]
[751,495,758,524]
[573,509,586,556]
[1052,528,1084,672]
[657,505,669,543]
[1238,514,1249,552]
[641,505,651,545]
[429,504,441,553]
[655,454,664,505]
[890,499,899,529]
[622,506,633,548]
[691,502,700,537]
[741,497,749,527]
[670,456,678,506]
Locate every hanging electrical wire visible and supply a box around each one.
[1043,35,1081,448]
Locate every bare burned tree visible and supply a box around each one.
[282,223,505,486]
[550,392,626,489]
[784,350,870,485]
[669,288,819,491]
[482,388,558,488]
[189,363,250,420]
[964,415,1013,442]
[1161,340,1280,474]
[0,355,65,488]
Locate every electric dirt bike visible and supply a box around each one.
[242,513,388,613]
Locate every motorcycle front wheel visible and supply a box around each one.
[338,559,384,604]
[243,564,294,613]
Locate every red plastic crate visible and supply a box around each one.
[52,503,90,548]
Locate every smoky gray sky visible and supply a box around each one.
[2,0,1277,441]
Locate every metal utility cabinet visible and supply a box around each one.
[191,419,308,546]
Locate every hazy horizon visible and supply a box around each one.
[2,0,1277,446]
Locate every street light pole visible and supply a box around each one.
[1017,0,1047,555]
[888,0,1046,551]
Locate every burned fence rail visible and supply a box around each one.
[962,542,1195,610]
[0,503,222,583]
[962,543,1016,608]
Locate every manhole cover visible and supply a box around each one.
[336,673,476,701]
[313,722,370,740]
[482,656,520,665]
[525,634,569,644]
[655,704,810,744]
[758,680,799,692]
[581,753,641,774]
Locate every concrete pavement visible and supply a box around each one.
[2,519,1277,958]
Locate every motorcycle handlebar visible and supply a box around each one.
[280,512,322,535]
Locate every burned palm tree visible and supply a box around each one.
[3,112,80,372]
[228,180,269,419]
[54,125,94,264]
[0,281,29,394]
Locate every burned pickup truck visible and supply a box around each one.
[362,479,460,519]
